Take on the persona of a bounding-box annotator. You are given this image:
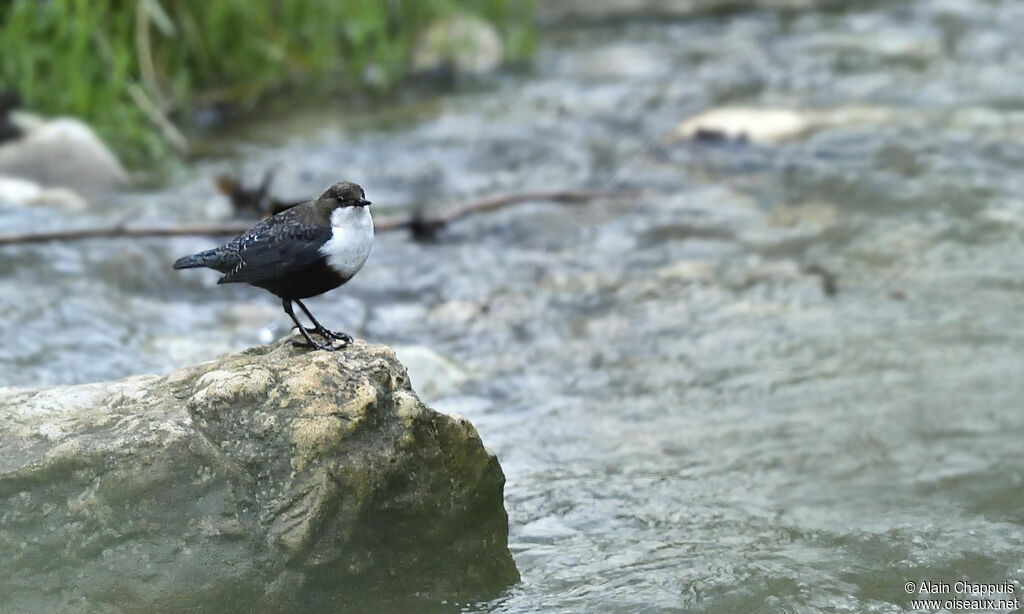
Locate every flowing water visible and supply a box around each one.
[4,1,1024,612]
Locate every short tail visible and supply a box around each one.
[173,248,224,270]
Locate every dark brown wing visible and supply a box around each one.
[217,207,332,285]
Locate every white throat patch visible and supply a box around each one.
[319,206,374,280]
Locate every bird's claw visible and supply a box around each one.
[323,329,353,343]
[296,325,351,344]
[291,339,340,352]
[283,298,352,351]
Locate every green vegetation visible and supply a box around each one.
[0,0,534,166]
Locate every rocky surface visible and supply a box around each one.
[0,336,517,613]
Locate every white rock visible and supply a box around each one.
[670,107,811,144]
[0,175,87,210]
[411,14,504,77]
[655,260,715,282]
[392,345,470,401]
[813,105,894,129]
[670,105,897,145]
[0,115,128,195]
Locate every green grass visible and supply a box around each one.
[0,0,534,167]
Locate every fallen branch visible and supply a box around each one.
[0,189,626,247]
[394,189,610,241]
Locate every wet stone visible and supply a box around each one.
[0,336,517,613]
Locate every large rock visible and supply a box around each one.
[0,336,517,613]
[669,107,811,144]
[411,14,504,78]
[0,114,128,197]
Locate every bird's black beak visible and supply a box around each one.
[357,198,372,207]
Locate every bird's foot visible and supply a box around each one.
[321,329,353,343]
[291,338,341,352]
[296,325,352,344]
[290,323,350,343]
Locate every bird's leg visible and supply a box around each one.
[294,299,352,344]
[282,299,326,337]
[282,299,336,351]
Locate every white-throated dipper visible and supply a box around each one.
[173,181,373,351]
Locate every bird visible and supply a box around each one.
[173,180,373,351]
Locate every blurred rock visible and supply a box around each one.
[144,335,236,366]
[366,302,429,338]
[393,344,471,401]
[655,260,715,283]
[427,300,482,328]
[813,105,894,129]
[0,114,128,197]
[411,14,504,78]
[0,336,516,613]
[740,201,840,251]
[0,175,86,210]
[670,107,811,144]
[669,105,897,145]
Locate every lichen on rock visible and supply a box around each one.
[0,336,517,613]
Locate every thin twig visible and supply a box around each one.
[0,189,628,247]
[436,190,599,224]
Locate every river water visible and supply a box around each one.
[4,1,1024,612]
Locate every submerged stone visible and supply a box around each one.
[0,175,86,210]
[0,336,517,613]
[670,107,811,144]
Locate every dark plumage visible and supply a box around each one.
[174,181,373,350]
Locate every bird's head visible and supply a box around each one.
[320,181,371,208]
